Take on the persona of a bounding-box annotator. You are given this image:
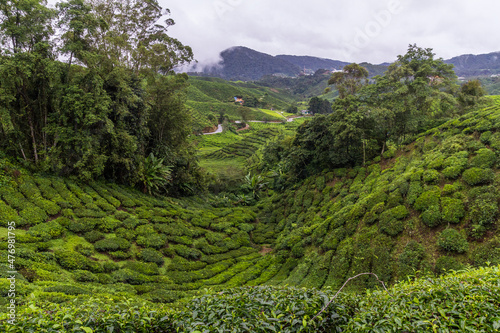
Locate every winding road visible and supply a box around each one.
[202,117,307,135]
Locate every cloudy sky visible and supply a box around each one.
[162,0,500,68]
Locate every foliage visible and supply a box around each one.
[462,167,495,185]
[139,153,172,195]
[437,229,469,253]
[0,0,202,195]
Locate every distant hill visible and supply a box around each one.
[190,46,500,93]
[196,46,301,81]
[275,55,348,73]
[445,52,500,77]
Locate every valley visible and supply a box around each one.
[1,1,500,330]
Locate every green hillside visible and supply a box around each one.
[193,120,307,193]
[251,97,500,292]
[2,99,500,331]
[186,77,297,131]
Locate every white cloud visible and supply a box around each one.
[47,0,500,66]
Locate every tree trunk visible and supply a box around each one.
[27,114,38,163]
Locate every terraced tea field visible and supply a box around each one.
[0,172,291,304]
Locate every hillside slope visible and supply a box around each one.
[252,97,500,291]
[1,98,499,315]
[186,76,295,131]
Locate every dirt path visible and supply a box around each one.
[203,124,223,135]
[237,123,250,131]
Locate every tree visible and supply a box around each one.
[0,0,57,163]
[308,97,332,115]
[328,63,369,99]
[458,79,486,109]
[364,44,458,146]
[383,44,458,131]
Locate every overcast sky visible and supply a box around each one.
[161,0,500,69]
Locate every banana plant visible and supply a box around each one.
[140,153,172,195]
[244,172,268,198]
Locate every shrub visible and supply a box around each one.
[115,227,137,241]
[469,193,498,226]
[437,229,468,253]
[73,208,106,218]
[291,243,305,258]
[54,250,89,270]
[379,205,408,236]
[114,210,131,221]
[406,181,423,206]
[44,284,90,295]
[111,268,152,285]
[109,251,132,260]
[19,203,48,225]
[123,216,140,229]
[386,191,403,208]
[423,169,441,184]
[434,256,464,275]
[490,132,500,150]
[362,202,384,225]
[136,224,156,236]
[140,289,185,304]
[480,131,492,144]
[67,218,98,233]
[74,243,94,257]
[421,205,442,228]
[470,238,500,266]
[470,148,496,168]
[73,270,99,283]
[83,230,105,243]
[414,189,440,211]
[123,261,159,276]
[462,167,494,186]
[172,244,202,260]
[138,248,165,266]
[136,234,167,249]
[442,166,463,179]
[94,237,131,252]
[27,221,64,241]
[98,216,122,232]
[441,197,465,224]
[0,199,21,227]
[398,241,425,279]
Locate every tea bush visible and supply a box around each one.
[462,167,495,185]
[441,197,464,224]
[420,205,442,227]
[437,228,469,253]
[94,237,131,252]
[469,148,496,168]
[434,256,464,275]
[137,248,165,266]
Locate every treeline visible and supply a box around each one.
[0,0,202,195]
[260,45,487,179]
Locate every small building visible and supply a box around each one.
[301,110,310,115]
[234,96,244,104]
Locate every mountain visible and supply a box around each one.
[445,51,500,77]
[197,46,301,81]
[275,55,349,73]
[191,46,500,82]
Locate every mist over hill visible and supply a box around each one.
[189,46,500,82]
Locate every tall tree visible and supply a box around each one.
[0,0,57,163]
[328,63,369,99]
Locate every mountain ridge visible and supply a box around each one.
[189,46,500,81]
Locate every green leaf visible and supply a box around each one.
[81,327,93,333]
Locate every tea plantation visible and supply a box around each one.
[1,99,500,331]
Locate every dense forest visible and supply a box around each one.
[1,1,500,332]
[0,0,203,196]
